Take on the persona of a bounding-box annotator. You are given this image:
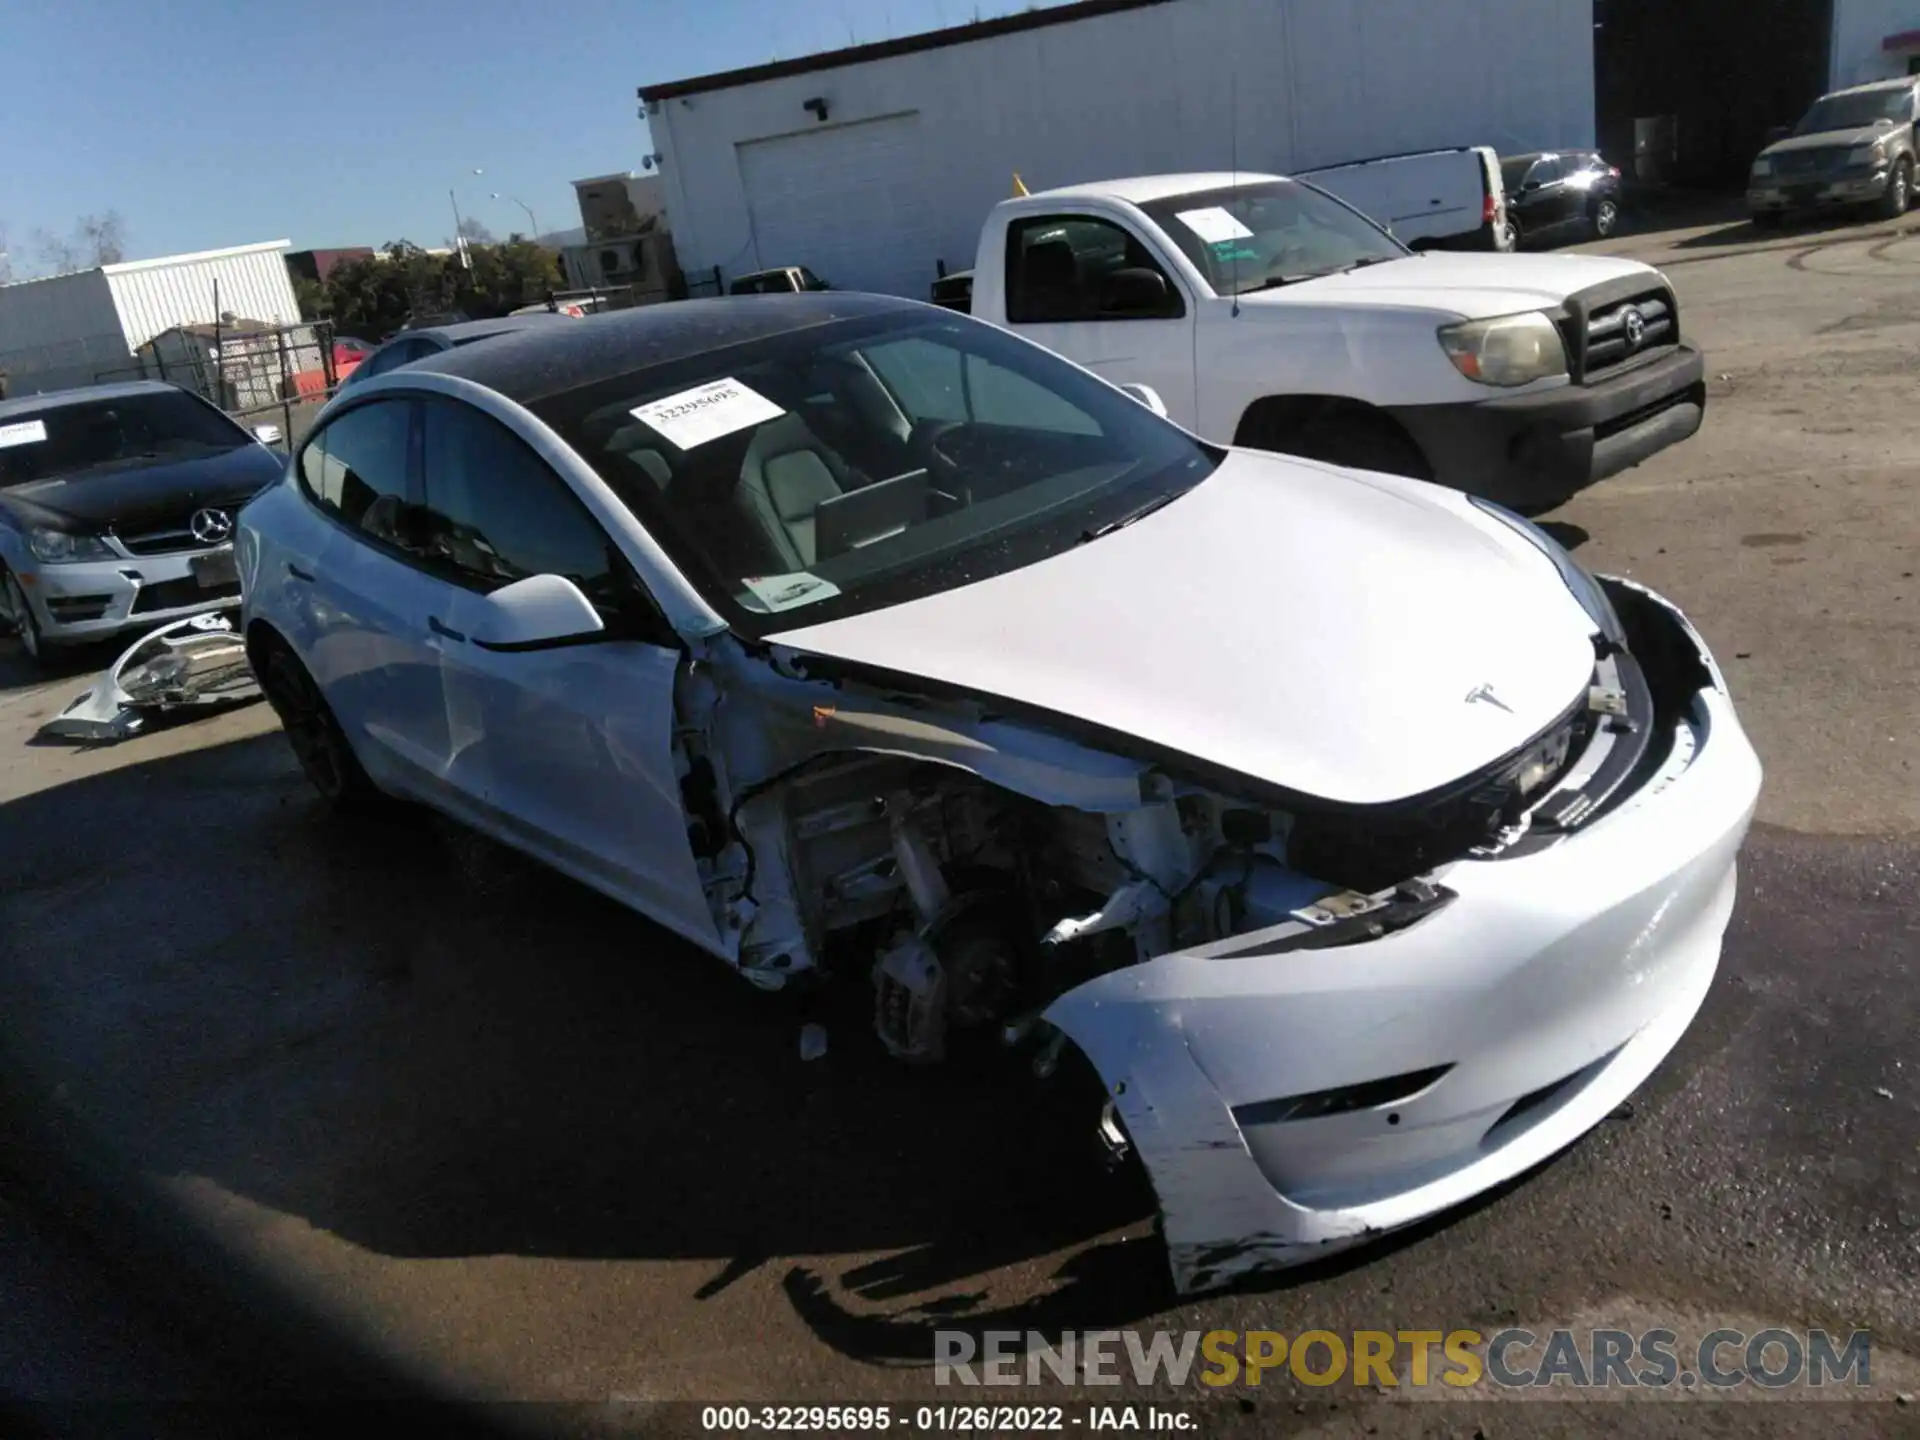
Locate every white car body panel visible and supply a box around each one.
[968,174,1669,443]
[1294,146,1501,250]
[769,450,1597,806]
[1042,581,1758,1291]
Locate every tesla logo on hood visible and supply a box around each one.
[1464,682,1514,714]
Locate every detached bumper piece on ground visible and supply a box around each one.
[38,608,260,744]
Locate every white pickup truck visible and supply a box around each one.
[964,172,1705,510]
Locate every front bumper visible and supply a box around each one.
[15,546,241,646]
[1749,170,1887,211]
[1043,581,1761,1294]
[1386,344,1706,512]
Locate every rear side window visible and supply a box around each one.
[297,399,416,546]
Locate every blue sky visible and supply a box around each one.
[0,0,1064,272]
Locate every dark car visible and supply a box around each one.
[0,381,285,664]
[1748,78,1919,226]
[1499,150,1623,248]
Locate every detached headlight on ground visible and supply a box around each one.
[1437,312,1568,387]
[27,528,114,563]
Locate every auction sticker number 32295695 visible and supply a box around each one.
[700,1404,1069,1430]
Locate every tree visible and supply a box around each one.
[310,238,563,341]
[27,210,129,275]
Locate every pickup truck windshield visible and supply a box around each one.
[1794,89,1913,135]
[532,310,1219,636]
[1139,180,1409,296]
[0,391,250,488]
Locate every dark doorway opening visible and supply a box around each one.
[1595,0,1835,190]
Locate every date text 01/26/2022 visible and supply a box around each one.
[700,1405,1197,1432]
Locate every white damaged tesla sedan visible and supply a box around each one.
[235,294,1761,1294]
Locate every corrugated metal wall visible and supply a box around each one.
[650,0,1594,296]
[104,244,300,352]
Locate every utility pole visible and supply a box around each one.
[448,187,472,270]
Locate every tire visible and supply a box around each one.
[1,570,48,668]
[1505,214,1524,251]
[253,633,385,813]
[1283,417,1433,481]
[1592,198,1620,240]
[1877,158,1912,221]
[1489,215,1518,253]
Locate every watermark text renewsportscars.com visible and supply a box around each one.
[934,1327,1873,1392]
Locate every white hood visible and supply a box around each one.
[1240,252,1658,321]
[767,452,1600,807]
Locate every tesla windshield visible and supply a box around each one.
[0,391,251,487]
[1138,180,1409,295]
[531,310,1221,635]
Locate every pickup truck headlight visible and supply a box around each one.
[1847,142,1884,168]
[27,528,114,563]
[1437,312,1568,387]
[1751,155,1775,177]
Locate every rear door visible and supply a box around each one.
[412,393,720,951]
[286,396,456,797]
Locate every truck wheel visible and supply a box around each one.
[1282,417,1433,481]
[1877,158,1912,220]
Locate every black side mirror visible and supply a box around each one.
[1102,267,1174,317]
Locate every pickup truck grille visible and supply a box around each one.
[1771,146,1849,177]
[1561,281,1680,384]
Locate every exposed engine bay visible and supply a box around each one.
[672,624,1648,1070]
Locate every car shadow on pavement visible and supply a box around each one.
[0,732,1195,1349]
[1671,212,1895,249]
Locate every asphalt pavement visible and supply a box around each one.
[0,207,1916,1438]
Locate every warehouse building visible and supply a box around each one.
[0,240,299,396]
[639,0,1595,300]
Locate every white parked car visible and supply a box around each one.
[965,172,1705,511]
[236,295,1760,1294]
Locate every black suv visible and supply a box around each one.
[1500,151,1624,248]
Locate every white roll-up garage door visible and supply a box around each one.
[735,113,940,300]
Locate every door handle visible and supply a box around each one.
[427,615,466,642]
[286,563,315,582]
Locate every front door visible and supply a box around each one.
[998,213,1197,427]
[412,393,720,953]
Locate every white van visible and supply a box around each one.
[1295,146,1512,252]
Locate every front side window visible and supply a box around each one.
[530,309,1219,637]
[1005,215,1182,322]
[1138,180,1408,297]
[297,398,415,546]
[417,397,654,631]
[0,390,250,488]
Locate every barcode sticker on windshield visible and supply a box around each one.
[1174,207,1255,244]
[741,571,841,613]
[630,377,784,451]
[0,420,48,449]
